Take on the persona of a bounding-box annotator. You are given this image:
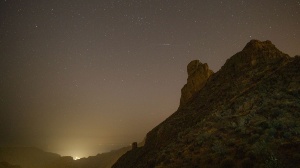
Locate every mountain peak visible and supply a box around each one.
[113,40,300,168]
[242,39,275,51]
[220,40,290,74]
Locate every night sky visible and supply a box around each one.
[1,0,299,158]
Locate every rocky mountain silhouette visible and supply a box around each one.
[113,40,300,168]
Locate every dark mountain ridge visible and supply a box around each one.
[113,40,300,168]
[0,145,133,168]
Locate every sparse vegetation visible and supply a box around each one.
[113,40,300,168]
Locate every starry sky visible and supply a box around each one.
[0,0,299,158]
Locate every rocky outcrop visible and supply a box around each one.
[179,60,213,108]
[113,40,300,168]
[131,142,137,150]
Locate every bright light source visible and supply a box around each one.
[74,156,80,160]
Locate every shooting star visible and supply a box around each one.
[159,43,171,46]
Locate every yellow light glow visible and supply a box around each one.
[74,156,80,160]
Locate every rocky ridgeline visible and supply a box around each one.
[113,40,300,168]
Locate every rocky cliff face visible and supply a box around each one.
[113,40,300,168]
[179,60,213,108]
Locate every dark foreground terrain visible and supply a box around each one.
[113,40,300,168]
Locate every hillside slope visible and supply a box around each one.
[113,40,300,168]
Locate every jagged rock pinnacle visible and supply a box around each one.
[179,60,213,108]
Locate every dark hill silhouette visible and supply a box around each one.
[113,40,300,168]
[47,146,133,168]
[66,141,144,168]
[0,142,144,168]
[0,147,60,168]
[0,161,21,168]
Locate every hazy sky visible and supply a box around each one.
[1,0,299,158]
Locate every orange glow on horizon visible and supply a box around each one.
[73,156,80,160]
